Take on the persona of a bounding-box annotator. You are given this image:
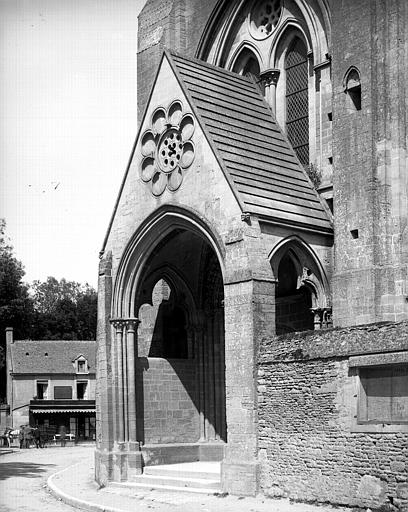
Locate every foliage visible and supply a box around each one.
[0,220,97,369]
[305,163,322,189]
[0,220,97,401]
[0,220,33,368]
[30,277,97,341]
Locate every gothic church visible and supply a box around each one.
[95,1,408,508]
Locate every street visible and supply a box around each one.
[0,445,92,512]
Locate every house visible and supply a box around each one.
[94,0,408,509]
[6,328,96,441]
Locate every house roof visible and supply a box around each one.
[9,340,96,375]
[168,50,333,234]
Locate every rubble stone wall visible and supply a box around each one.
[258,321,408,510]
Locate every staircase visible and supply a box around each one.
[120,461,221,494]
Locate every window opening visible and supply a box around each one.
[345,69,361,111]
[147,279,188,359]
[163,305,188,359]
[76,359,87,373]
[275,254,314,334]
[36,381,48,400]
[358,366,408,424]
[243,57,260,80]
[77,381,87,400]
[285,37,309,166]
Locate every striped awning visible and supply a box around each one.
[32,409,95,414]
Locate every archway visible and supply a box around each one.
[113,211,227,453]
[270,237,331,333]
[135,229,226,445]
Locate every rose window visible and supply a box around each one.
[249,0,282,39]
[140,100,195,196]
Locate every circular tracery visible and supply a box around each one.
[140,101,195,196]
[249,0,282,39]
[158,129,183,173]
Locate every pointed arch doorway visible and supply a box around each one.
[113,212,227,465]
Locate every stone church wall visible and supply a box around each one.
[332,0,408,326]
[136,357,199,444]
[258,322,408,510]
[137,0,217,121]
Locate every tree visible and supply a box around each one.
[30,277,97,340]
[0,220,34,397]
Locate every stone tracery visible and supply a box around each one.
[140,100,195,196]
[249,0,282,39]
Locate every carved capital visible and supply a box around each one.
[123,318,140,332]
[310,307,332,330]
[110,318,125,332]
[259,68,280,87]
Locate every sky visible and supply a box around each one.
[0,0,145,288]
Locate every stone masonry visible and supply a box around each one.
[259,322,408,510]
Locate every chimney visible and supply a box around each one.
[5,327,13,344]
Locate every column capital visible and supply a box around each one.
[259,68,280,87]
[123,318,140,331]
[109,318,125,331]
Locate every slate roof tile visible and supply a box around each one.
[168,51,332,234]
[9,340,96,374]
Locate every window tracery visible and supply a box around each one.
[199,0,333,186]
[249,0,282,39]
[285,37,309,165]
[140,100,195,196]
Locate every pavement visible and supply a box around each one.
[46,448,352,512]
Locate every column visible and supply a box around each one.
[110,319,125,445]
[196,322,206,442]
[259,68,280,114]
[124,318,140,449]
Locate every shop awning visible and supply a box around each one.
[32,408,95,414]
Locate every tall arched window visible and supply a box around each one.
[285,37,309,166]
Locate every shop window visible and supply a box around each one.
[285,37,309,166]
[36,381,48,400]
[54,386,72,399]
[70,417,77,436]
[358,366,408,424]
[77,381,88,400]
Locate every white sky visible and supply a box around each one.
[0,0,145,288]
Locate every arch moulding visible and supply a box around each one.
[269,235,331,309]
[112,205,226,319]
[196,0,331,67]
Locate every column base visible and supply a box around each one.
[221,460,259,496]
[95,446,143,485]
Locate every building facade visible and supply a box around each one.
[95,1,408,509]
[6,328,96,440]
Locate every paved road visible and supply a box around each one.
[0,445,93,512]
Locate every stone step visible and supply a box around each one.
[144,462,220,481]
[112,480,221,495]
[123,473,221,493]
